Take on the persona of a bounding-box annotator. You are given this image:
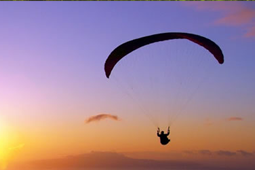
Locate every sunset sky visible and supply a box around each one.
[0,1,255,170]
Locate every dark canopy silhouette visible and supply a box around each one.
[104,32,224,78]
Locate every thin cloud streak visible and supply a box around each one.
[216,150,236,156]
[237,150,253,157]
[85,114,120,124]
[184,2,255,38]
[182,150,254,157]
[215,7,255,26]
[227,117,243,121]
[199,150,213,156]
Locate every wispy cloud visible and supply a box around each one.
[184,150,254,157]
[215,7,255,26]
[199,150,213,156]
[227,117,243,121]
[216,150,236,156]
[184,2,255,38]
[237,150,253,157]
[85,114,120,124]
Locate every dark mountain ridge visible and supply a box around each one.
[11,151,200,169]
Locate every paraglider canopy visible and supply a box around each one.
[104,32,224,78]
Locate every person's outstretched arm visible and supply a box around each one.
[166,126,170,136]
[157,127,160,136]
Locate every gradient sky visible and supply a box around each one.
[0,1,255,169]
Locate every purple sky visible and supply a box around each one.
[0,1,255,163]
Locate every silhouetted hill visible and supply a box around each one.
[11,151,201,169]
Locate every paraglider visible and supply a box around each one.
[104,32,224,78]
[104,32,224,145]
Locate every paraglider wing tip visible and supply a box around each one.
[104,58,115,78]
[218,54,224,64]
[104,67,110,78]
[104,71,109,78]
[104,63,110,78]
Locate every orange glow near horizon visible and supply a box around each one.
[5,115,253,163]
